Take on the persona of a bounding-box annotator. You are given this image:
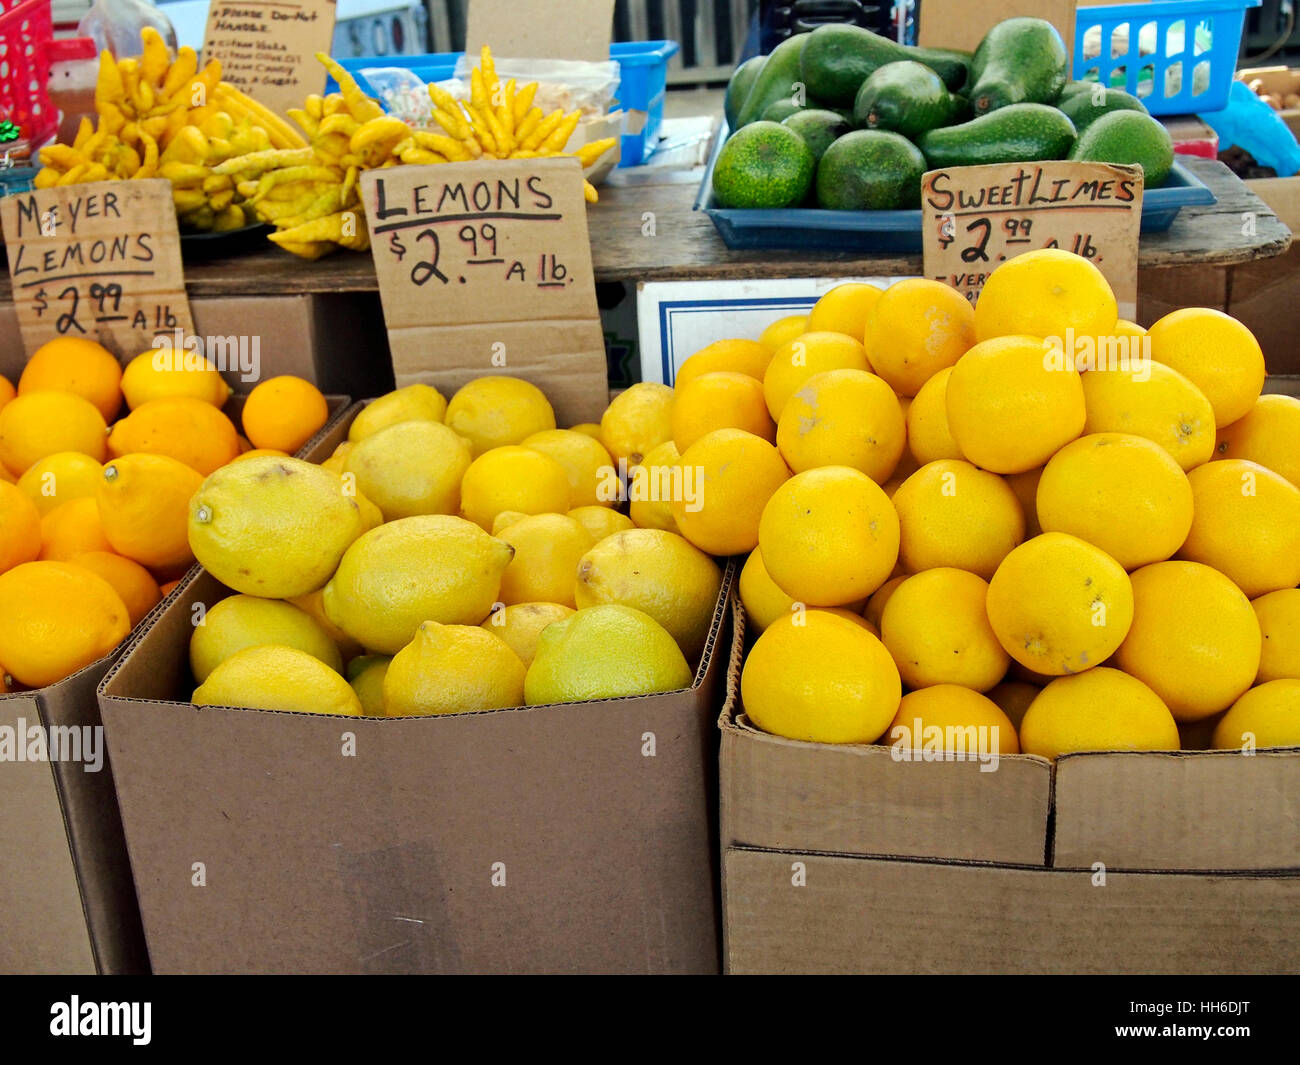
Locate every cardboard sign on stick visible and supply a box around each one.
[465,0,614,62]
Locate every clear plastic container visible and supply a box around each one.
[77,0,176,58]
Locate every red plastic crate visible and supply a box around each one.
[0,0,56,145]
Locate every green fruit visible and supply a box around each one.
[762,97,806,123]
[1057,79,1100,103]
[782,108,852,162]
[736,34,808,127]
[725,54,766,129]
[1058,86,1149,132]
[800,23,969,107]
[854,60,959,138]
[816,130,926,210]
[918,103,1076,169]
[1069,109,1175,186]
[712,121,815,208]
[969,17,1068,115]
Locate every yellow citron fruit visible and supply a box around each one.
[1214,393,1300,488]
[525,604,692,705]
[523,428,615,509]
[893,459,1024,579]
[946,334,1085,474]
[1036,432,1193,571]
[445,376,556,457]
[906,366,963,466]
[881,568,1009,691]
[347,384,448,442]
[384,621,527,716]
[242,376,330,454]
[39,497,113,561]
[288,587,365,662]
[0,561,130,687]
[67,551,160,627]
[1179,459,1300,598]
[987,532,1134,676]
[189,594,343,684]
[323,515,513,654]
[121,348,230,409]
[1079,362,1215,472]
[973,248,1118,342]
[1115,318,1146,338]
[482,602,574,667]
[575,528,722,659]
[347,654,390,716]
[628,439,681,533]
[100,454,204,574]
[763,331,869,422]
[759,314,808,351]
[1212,679,1300,750]
[758,465,899,605]
[1019,667,1178,759]
[568,505,634,543]
[19,337,123,422]
[987,680,1040,732]
[1147,308,1265,428]
[0,391,108,477]
[1005,466,1044,538]
[671,428,790,556]
[674,338,773,389]
[740,547,797,633]
[672,371,775,453]
[108,396,241,476]
[866,279,976,397]
[491,510,530,535]
[496,513,594,608]
[1116,560,1261,722]
[742,610,901,744]
[776,368,905,482]
[600,382,674,466]
[460,445,572,529]
[342,419,472,521]
[0,480,41,573]
[887,685,1019,756]
[568,422,602,440]
[864,574,906,630]
[807,282,883,341]
[193,645,362,715]
[1253,588,1300,684]
[189,456,366,598]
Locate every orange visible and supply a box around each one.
[865,279,976,396]
[906,366,963,466]
[887,685,1019,756]
[241,376,329,453]
[758,314,808,351]
[1214,393,1300,488]
[1019,668,1179,759]
[97,453,204,573]
[38,497,113,561]
[973,248,1118,342]
[121,348,231,409]
[864,574,906,630]
[671,428,790,556]
[67,551,161,627]
[628,439,682,533]
[1212,680,1300,750]
[1147,308,1265,427]
[775,368,905,482]
[1179,459,1300,598]
[0,561,131,687]
[522,428,614,510]
[674,338,773,389]
[18,337,123,421]
[108,396,241,475]
[762,331,870,421]
[0,391,108,476]
[672,371,775,452]
[16,452,103,516]
[1252,588,1300,684]
[0,374,15,410]
[807,283,884,341]
[1080,361,1216,472]
[0,481,41,573]
[987,680,1040,732]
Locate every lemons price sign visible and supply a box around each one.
[921,160,1143,319]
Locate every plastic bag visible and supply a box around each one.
[451,55,620,118]
[359,67,435,126]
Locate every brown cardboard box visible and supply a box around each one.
[917,0,1124,53]
[1237,66,1300,140]
[96,403,734,974]
[1227,177,1300,375]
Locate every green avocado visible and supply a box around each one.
[736,35,808,127]
[713,121,816,208]
[1058,87,1150,132]
[968,17,1069,115]
[1069,109,1175,186]
[854,60,960,138]
[800,23,969,106]
[917,103,1077,169]
[724,54,767,129]
[815,129,927,210]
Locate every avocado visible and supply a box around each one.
[801,23,968,106]
[1057,79,1100,103]
[911,46,973,92]
[724,55,766,129]
[782,108,852,162]
[854,60,958,138]
[816,130,926,210]
[713,121,815,208]
[762,97,806,123]
[969,17,1068,114]
[1058,87,1149,132]
[736,34,808,127]
[917,103,1077,169]
[1069,109,1175,186]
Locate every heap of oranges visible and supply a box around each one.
[0,337,331,691]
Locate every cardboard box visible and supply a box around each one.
[1237,66,1300,141]
[1227,176,1300,375]
[917,0,1124,53]
[97,403,734,974]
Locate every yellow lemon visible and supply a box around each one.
[1212,679,1300,750]
[775,368,905,482]
[759,314,808,351]
[628,439,682,533]
[672,371,775,452]
[383,621,525,716]
[0,391,108,477]
[866,278,976,396]
[491,510,529,535]
[973,248,1118,342]
[600,382,674,466]
[496,513,594,607]
[864,574,906,630]
[288,587,365,662]
[740,547,797,633]
[1214,393,1300,488]
[460,445,572,529]
[523,428,615,509]
[189,594,343,684]
[1253,588,1300,683]
[763,331,870,421]
[674,338,773,389]
[987,680,1040,732]
[121,348,230,409]
[100,454,204,574]
[567,505,634,543]
[482,602,574,667]
[1080,361,1215,471]
[1147,308,1265,427]
[192,645,361,715]
[347,654,390,715]
[807,282,883,340]
[343,419,472,521]
[906,366,963,466]
[347,384,448,442]
[671,429,790,556]
[569,423,602,440]
[886,685,1019,755]
[1019,667,1178,759]
[445,376,556,456]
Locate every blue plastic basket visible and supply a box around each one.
[324,40,679,167]
[1072,0,1260,115]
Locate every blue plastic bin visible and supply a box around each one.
[325,40,679,167]
[1072,0,1260,115]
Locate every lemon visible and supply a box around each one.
[739,547,797,633]
[444,376,556,456]
[346,654,390,715]
[1212,680,1300,750]
[987,681,1040,732]
[569,423,603,440]
[523,428,614,509]
[906,367,963,466]
[759,314,808,351]
[600,382,674,466]
[775,368,905,482]
[575,528,722,659]
[1215,393,1300,488]
[671,429,790,556]
[121,349,230,410]
[288,587,364,661]
[384,621,526,715]
[807,282,883,340]
[1253,589,1300,683]
[675,338,773,389]
[525,604,692,704]
[763,331,870,421]
[189,456,368,599]
[1080,361,1216,471]
[973,248,1118,342]
[628,439,682,533]
[758,466,898,605]
[672,371,775,452]
[864,574,906,630]
[100,454,203,574]
[482,602,574,667]
[886,685,1019,755]
[1147,307,1265,428]
[347,384,448,442]
[342,419,472,521]
[880,569,1009,691]
[741,610,901,744]
[1019,668,1178,759]
[322,515,514,654]
[496,513,594,607]
[460,445,572,529]
[17,452,103,516]
[192,645,362,715]
[1115,560,1261,722]
[491,510,530,535]
[986,532,1134,676]
[865,278,976,396]
[568,505,634,543]
[189,594,343,684]
[0,391,108,476]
